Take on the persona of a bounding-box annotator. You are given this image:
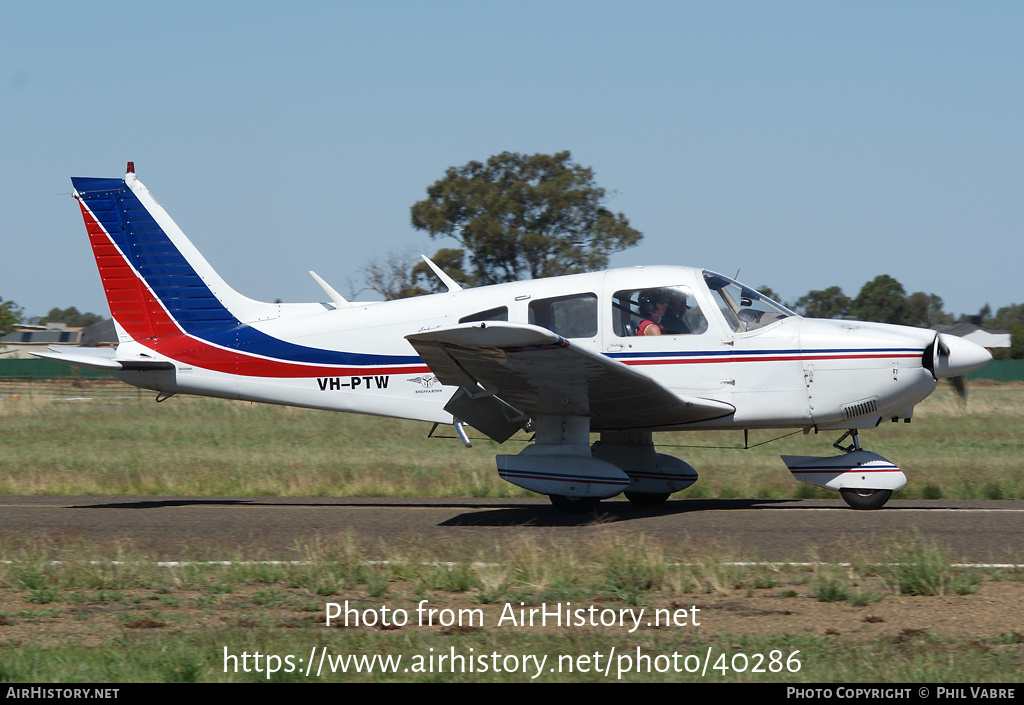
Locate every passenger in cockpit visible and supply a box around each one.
[661,290,692,335]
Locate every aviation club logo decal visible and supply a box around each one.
[408,375,443,393]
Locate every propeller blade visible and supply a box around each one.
[950,375,967,404]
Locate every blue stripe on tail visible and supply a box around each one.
[72,176,421,368]
[72,177,237,333]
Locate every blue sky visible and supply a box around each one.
[3,1,1021,320]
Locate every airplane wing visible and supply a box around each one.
[405,322,734,436]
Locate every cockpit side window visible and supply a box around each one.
[703,271,795,333]
[612,286,708,337]
[528,293,597,338]
[459,306,508,324]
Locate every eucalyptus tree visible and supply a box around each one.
[410,151,642,286]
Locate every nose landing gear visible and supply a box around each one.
[781,429,906,510]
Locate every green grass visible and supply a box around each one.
[3,629,1019,683]
[1,382,1022,499]
[882,531,983,596]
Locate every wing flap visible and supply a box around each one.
[406,322,734,429]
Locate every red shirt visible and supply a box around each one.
[638,320,664,335]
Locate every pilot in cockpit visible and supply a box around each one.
[637,289,670,336]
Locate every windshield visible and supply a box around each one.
[703,271,797,333]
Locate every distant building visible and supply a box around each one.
[934,322,1011,351]
[80,319,117,347]
[0,319,117,359]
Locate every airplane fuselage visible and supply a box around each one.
[117,265,938,434]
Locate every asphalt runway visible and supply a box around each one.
[1,496,1021,563]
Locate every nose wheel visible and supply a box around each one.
[840,488,892,510]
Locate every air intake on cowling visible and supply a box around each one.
[842,397,879,420]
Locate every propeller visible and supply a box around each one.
[925,333,992,405]
[949,373,967,404]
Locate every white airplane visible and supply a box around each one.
[38,164,992,512]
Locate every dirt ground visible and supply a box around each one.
[2,575,1022,649]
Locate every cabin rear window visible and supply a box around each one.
[459,306,508,324]
[528,293,598,338]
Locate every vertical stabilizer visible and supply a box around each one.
[72,163,276,343]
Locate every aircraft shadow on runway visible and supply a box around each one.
[437,498,807,527]
[68,497,900,529]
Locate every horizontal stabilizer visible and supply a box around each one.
[406,322,734,430]
[31,348,175,372]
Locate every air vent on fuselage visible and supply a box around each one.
[841,398,879,420]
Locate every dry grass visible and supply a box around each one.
[1,381,1021,499]
[0,532,1021,682]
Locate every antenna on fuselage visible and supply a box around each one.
[420,255,463,293]
[309,271,352,309]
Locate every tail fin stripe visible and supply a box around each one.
[82,200,160,341]
[78,181,241,335]
[74,175,427,378]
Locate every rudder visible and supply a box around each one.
[72,164,268,344]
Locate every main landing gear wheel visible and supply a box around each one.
[548,495,600,513]
[840,488,892,511]
[624,491,671,507]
